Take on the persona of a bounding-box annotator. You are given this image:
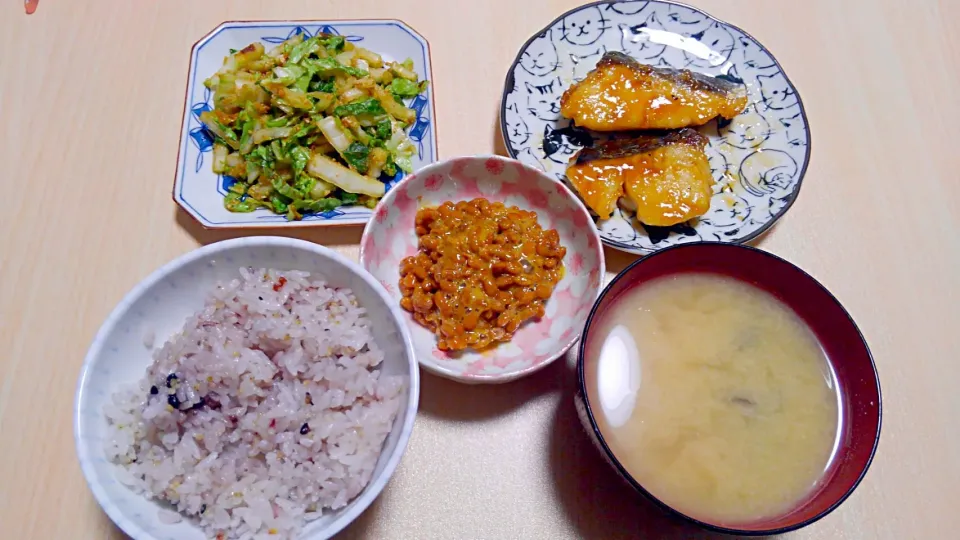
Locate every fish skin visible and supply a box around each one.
[560,51,748,131]
[575,128,708,164]
[566,128,714,226]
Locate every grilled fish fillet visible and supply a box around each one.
[560,52,748,131]
[566,128,713,226]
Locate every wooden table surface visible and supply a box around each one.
[2,1,958,538]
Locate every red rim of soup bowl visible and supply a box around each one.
[576,242,882,535]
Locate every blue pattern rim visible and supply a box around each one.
[173,20,436,228]
[575,241,882,536]
[497,0,813,253]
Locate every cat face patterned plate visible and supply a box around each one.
[175,20,437,229]
[500,0,810,254]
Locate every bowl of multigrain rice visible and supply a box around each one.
[74,237,419,540]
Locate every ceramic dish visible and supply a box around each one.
[500,0,810,254]
[576,242,881,535]
[359,155,604,384]
[175,20,437,229]
[74,237,420,540]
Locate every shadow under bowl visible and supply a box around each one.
[575,242,881,535]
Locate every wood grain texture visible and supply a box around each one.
[1,1,958,538]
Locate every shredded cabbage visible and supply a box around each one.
[198,32,429,219]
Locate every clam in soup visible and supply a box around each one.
[585,273,841,525]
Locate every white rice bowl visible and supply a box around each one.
[75,238,418,540]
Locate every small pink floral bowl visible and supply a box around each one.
[360,155,604,384]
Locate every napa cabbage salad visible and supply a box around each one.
[200,33,428,219]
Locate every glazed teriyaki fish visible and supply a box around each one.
[560,52,748,131]
[566,128,713,226]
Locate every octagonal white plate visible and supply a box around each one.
[500,0,811,255]
[175,20,437,229]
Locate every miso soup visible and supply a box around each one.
[585,273,841,525]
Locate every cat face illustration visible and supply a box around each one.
[738,149,798,197]
[684,21,736,67]
[665,7,707,26]
[720,104,772,150]
[504,103,531,147]
[618,11,668,60]
[758,73,799,110]
[542,124,580,165]
[704,191,752,231]
[520,30,560,77]
[571,45,608,81]
[777,111,804,141]
[524,77,563,121]
[605,1,648,16]
[560,6,610,46]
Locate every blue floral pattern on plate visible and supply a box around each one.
[175,21,437,228]
[500,0,810,254]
